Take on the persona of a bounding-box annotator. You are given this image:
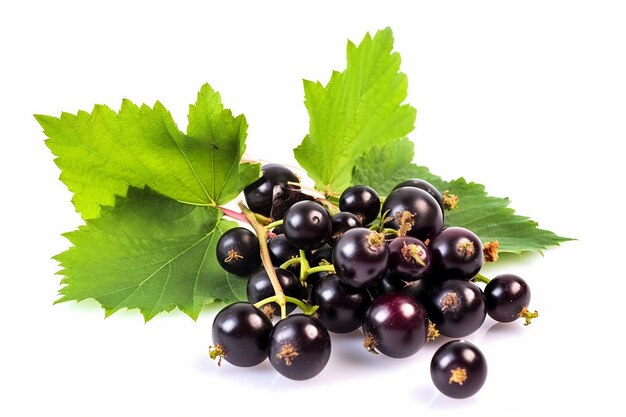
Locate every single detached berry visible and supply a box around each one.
[339,185,381,225]
[268,314,331,381]
[430,227,484,281]
[329,212,362,246]
[431,340,487,399]
[283,201,331,251]
[247,268,304,315]
[485,274,536,324]
[381,186,443,241]
[393,178,444,213]
[216,227,261,276]
[332,227,389,289]
[423,280,486,338]
[362,293,428,358]
[244,164,299,217]
[388,236,431,281]
[311,274,371,333]
[210,302,272,367]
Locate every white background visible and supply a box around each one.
[1,1,625,416]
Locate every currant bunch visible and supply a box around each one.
[210,163,539,397]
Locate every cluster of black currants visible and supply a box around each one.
[211,164,538,398]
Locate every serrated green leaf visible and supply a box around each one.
[294,27,416,195]
[54,187,246,321]
[36,83,260,219]
[353,139,572,255]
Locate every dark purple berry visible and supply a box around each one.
[268,315,331,380]
[247,268,304,315]
[283,201,331,251]
[244,164,299,217]
[430,227,484,281]
[423,280,486,338]
[381,187,443,241]
[330,212,362,245]
[369,270,407,298]
[210,302,272,367]
[332,228,389,289]
[484,274,532,323]
[339,185,380,225]
[431,340,487,399]
[388,236,431,281]
[393,178,444,212]
[311,274,371,333]
[362,293,428,358]
[216,227,261,276]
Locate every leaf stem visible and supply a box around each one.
[218,205,271,226]
[279,257,301,270]
[299,249,310,284]
[253,295,318,315]
[238,202,287,318]
[472,273,491,285]
[265,219,284,230]
[304,264,336,278]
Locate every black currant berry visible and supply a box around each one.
[210,302,272,367]
[388,236,431,281]
[283,201,331,251]
[216,227,261,276]
[393,178,444,212]
[267,234,301,273]
[247,268,304,315]
[431,340,487,399]
[268,314,331,380]
[339,185,381,225]
[311,274,371,333]
[484,274,533,323]
[362,293,429,358]
[381,187,443,241]
[423,280,486,338]
[329,212,362,246]
[310,245,333,266]
[244,164,299,217]
[430,227,484,281]
[369,270,407,298]
[332,228,389,289]
[402,277,435,306]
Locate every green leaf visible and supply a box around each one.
[54,187,247,321]
[36,83,259,219]
[353,139,572,255]
[294,27,416,195]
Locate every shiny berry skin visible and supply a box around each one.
[268,314,331,380]
[307,245,334,288]
[330,212,362,245]
[215,227,261,276]
[431,340,487,399]
[339,185,381,225]
[430,227,484,281]
[423,280,486,338]
[283,201,331,251]
[267,234,301,273]
[211,302,272,367]
[402,277,434,306]
[247,268,304,314]
[484,274,531,322]
[388,236,431,281]
[244,164,299,217]
[393,178,444,213]
[332,228,389,289]
[362,293,428,358]
[369,270,407,298]
[381,187,443,241]
[311,274,371,333]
